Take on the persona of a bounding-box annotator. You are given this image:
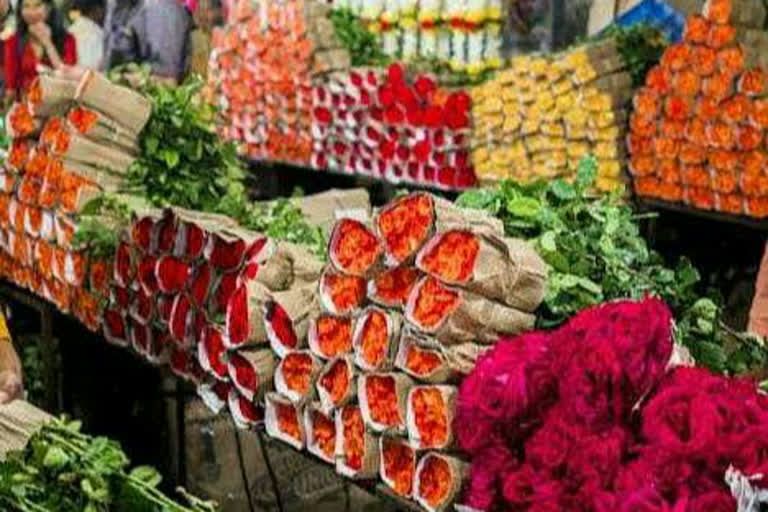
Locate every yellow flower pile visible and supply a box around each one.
[471,39,634,191]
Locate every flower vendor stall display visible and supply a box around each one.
[207,0,350,166]
[0,72,150,332]
[456,297,768,511]
[629,0,768,217]
[471,38,633,190]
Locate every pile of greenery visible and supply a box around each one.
[329,9,389,67]
[0,418,215,512]
[593,23,668,86]
[457,157,768,376]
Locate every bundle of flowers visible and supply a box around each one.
[471,38,632,191]
[207,0,350,165]
[0,71,148,331]
[329,0,504,74]
[456,297,765,511]
[629,0,768,217]
[311,63,477,189]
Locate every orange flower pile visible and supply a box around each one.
[341,406,365,470]
[319,358,350,405]
[410,387,448,448]
[630,0,768,217]
[358,309,389,368]
[275,401,302,441]
[207,0,320,164]
[311,410,336,459]
[410,277,460,329]
[404,343,444,377]
[365,375,401,427]
[382,437,415,497]
[417,456,452,507]
[280,352,314,394]
[314,316,353,358]
[418,230,479,283]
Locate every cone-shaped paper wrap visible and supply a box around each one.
[352,307,402,372]
[379,436,416,498]
[405,385,457,451]
[227,348,277,403]
[316,355,356,414]
[265,392,305,451]
[304,403,337,464]
[28,75,78,117]
[229,388,266,429]
[359,372,414,434]
[75,70,152,135]
[414,453,468,512]
[335,404,379,479]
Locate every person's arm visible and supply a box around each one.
[3,35,18,99]
[0,313,22,404]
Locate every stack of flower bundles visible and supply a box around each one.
[0,71,151,329]
[629,0,768,217]
[251,191,547,510]
[207,0,351,165]
[471,38,632,192]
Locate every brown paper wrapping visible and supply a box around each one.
[313,49,352,75]
[405,278,536,345]
[304,403,337,464]
[394,331,453,384]
[257,241,324,291]
[265,283,320,358]
[75,70,152,135]
[405,385,457,451]
[227,348,276,402]
[335,405,380,479]
[413,453,469,512]
[352,307,402,372]
[358,372,414,434]
[297,188,371,233]
[29,75,78,117]
[265,392,305,451]
[228,388,265,429]
[56,131,135,174]
[416,232,548,311]
[442,343,492,375]
[0,400,52,459]
[274,350,322,404]
[62,159,125,191]
[704,0,766,29]
[316,355,356,414]
[67,107,139,155]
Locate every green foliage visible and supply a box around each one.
[0,418,217,512]
[241,195,327,258]
[128,76,247,216]
[456,156,768,375]
[329,9,390,67]
[18,337,45,407]
[71,195,137,260]
[597,23,668,86]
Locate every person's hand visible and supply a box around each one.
[28,22,52,45]
[0,369,23,404]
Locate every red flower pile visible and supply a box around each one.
[457,298,765,510]
[312,63,476,190]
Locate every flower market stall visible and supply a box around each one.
[1,0,768,510]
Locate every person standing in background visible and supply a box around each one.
[3,0,77,98]
[102,0,191,85]
[187,0,220,78]
[68,0,104,69]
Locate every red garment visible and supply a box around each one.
[3,33,77,93]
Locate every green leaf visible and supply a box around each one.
[42,446,69,470]
[129,466,162,488]
[144,137,159,155]
[540,231,557,252]
[506,197,541,218]
[575,155,598,189]
[550,179,576,200]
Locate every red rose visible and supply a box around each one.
[414,75,436,99]
[378,85,396,108]
[387,63,405,85]
[446,91,471,113]
[384,105,405,124]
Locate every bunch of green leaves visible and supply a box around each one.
[456,156,768,375]
[0,418,217,512]
[594,23,668,86]
[128,76,248,215]
[71,195,142,260]
[330,9,390,67]
[241,196,327,258]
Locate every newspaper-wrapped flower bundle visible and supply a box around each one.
[630,0,768,217]
[471,38,632,191]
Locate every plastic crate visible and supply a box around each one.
[614,0,686,42]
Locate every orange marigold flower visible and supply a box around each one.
[632,88,660,118]
[684,15,710,44]
[703,72,734,100]
[703,0,731,25]
[684,118,708,143]
[376,194,434,265]
[319,358,350,405]
[627,134,652,156]
[365,375,401,427]
[411,388,448,448]
[706,122,735,150]
[720,94,750,124]
[629,113,658,138]
[382,438,415,497]
[418,456,452,507]
[67,106,99,134]
[711,170,738,194]
[741,151,766,177]
[653,138,680,160]
[716,193,743,214]
[716,46,745,76]
[686,187,715,210]
[739,67,765,96]
[746,197,768,218]
[661,43,692,72]
[681,165,709,187]
[696,95,721,121]
[629,155,656,177]
[737,125,763,151]
[658,159,681,183]
[645,66,672,94]
[660,118,686,139]
[673,69,701,96]
[750,99,768,128]
[664,96,692,121]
